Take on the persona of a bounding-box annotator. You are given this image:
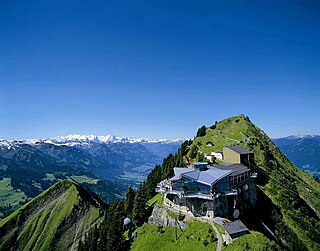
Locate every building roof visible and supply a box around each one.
[224,220,249,236]
[193,162,208,165]
[169,167,195,181]
[216,163,249,176]
[182,166,232,186]
[226,146,253,155]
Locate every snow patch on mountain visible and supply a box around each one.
[49,134,182,145]
[0,134,183,147]
[274,135,319,140]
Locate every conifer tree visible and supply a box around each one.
[132,183,148,227]
[196,125,206,137]
[125,186,136,216]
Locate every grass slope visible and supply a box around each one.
[225,231,278,251]
[147,193,163,207]
[131,220,217,251]
[0,180,105,251]
[189,115,320,250]
[70,175,99,184]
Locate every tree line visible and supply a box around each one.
[78,144,189,250]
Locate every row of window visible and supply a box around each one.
[230,172,249,185]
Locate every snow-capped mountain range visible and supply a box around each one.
[273,134,320,140]
[0,134,182,147]
[0,133,183,218]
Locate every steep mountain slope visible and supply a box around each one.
[273,135,320,177]
[0,180,106,251]
[186,115,320,250]
[0,142,125,219]
[0,136,180,218]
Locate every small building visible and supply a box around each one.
[211,151,223,160]
[223,146,254,167]
[224,220,249,243]
[206,141,214,146]
[205,151,223,162]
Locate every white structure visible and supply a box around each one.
[205,151,223,162]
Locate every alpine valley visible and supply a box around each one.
[273,135,320,177]
[0,115,320,251]
[0,135,181,218]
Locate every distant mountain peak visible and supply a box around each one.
[24,134,183,146]
[274,134,319,140]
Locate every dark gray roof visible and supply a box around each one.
[227,146,253,155]
[224,220,249,235]
[216,163,249,176]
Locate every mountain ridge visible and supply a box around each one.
[0,134,181,218]
[273,135,320,177]
[144,114,320,250]
[0,179,106,251]
[1,134,183,147]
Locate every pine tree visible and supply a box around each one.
[196,125,206,137]
[146,165,161,199]
[125,186,136,216]
[106,202,126,251]
[180,140,189,155]
[132,183,148,227]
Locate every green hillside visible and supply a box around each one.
[131,220,217,251]
[0,177,29,218]
[187,115,320,250]
[0,180,106,251]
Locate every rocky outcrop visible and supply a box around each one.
[148,206,188,230]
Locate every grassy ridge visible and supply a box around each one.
[0,180,104,251]
[188,115,320,250]
[70,175,99,184]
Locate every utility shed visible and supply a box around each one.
[223,146,254,167]
[224,220,249,243]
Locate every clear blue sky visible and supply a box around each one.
[1,0,319,140]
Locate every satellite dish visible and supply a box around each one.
[242,184,248,191]
[233,209,240,219]
[237,188,242,194]
[123,218,132,226]
[243,191,249,200]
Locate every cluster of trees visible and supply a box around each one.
[180,140,192,156]
[145,152,185,199]
[79,144,190,250]
[209,121,218,130]
[78,202,128,251]
[196,125,207,137]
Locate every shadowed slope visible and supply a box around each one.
[0,180,106,251]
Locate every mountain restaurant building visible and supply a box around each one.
[157,148,257,218]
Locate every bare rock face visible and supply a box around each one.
[148,205,188,230]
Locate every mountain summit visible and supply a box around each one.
[144,114,320,250]
[184,115,320,250]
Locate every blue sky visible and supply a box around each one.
[1,0,320,140]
